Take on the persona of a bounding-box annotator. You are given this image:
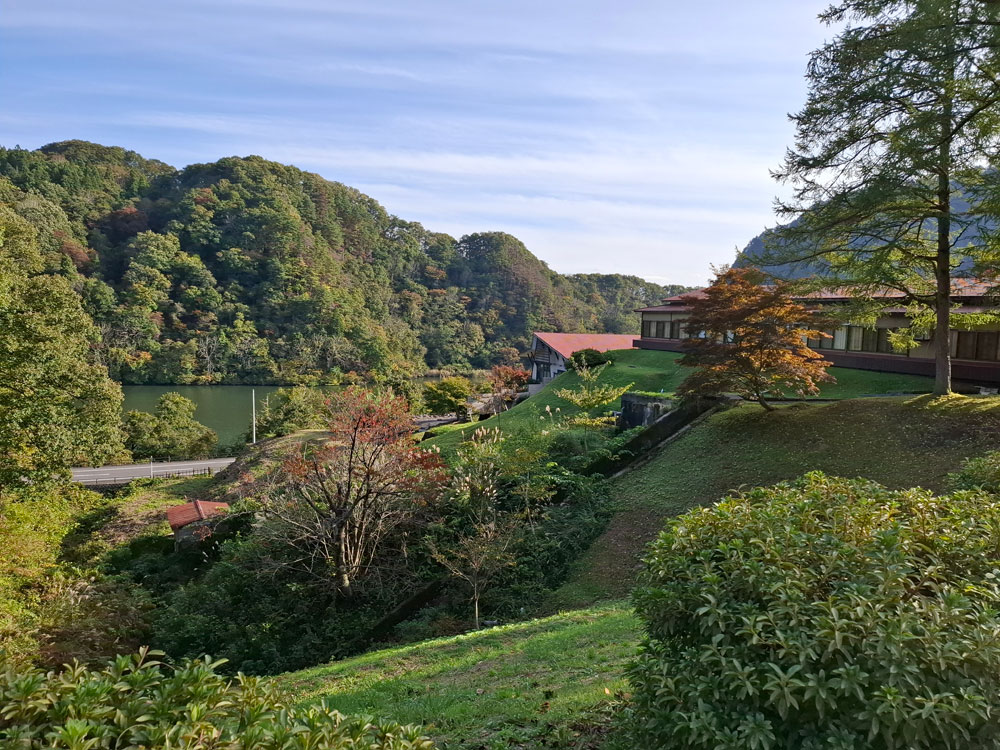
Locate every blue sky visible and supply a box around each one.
[1,1,832,286]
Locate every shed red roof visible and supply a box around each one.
[166,499,230,531]
[531,332,636,360]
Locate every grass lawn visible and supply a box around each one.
[549,394,1000,609]
[818,365,934,399]
[427,350,689,458]
[428,349,936,458]
[280,602,640,750]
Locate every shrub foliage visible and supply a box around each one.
[0,648,435,749]
[948,450,1000,493]
[568,348,614,370]
[628,472,1000,749]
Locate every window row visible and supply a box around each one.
[642,320,684,339]
[954,330,1000,362]
[807,326,898,354]
[641,319,1000,362]
[809,326,1000,361]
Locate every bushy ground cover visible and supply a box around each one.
[628,472,1000,749]
[281,603,639,750]
[0,649,434,749]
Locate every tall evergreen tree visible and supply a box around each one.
[770,0,1000,394]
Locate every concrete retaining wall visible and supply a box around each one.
[584,396,726,477]
[618,393,675,429]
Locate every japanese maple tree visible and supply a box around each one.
[678,267,835,410]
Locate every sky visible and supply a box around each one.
[1,0,833,287]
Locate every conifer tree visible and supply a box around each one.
[770,0,1000,395]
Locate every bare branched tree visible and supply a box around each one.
[255,387,447,599]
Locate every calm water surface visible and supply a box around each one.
[121,386,282,446]
[122,378,446,447]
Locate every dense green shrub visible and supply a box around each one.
[948,450,1000,493]
[423,376,472,418]
[485,470,611,615]
[0,648,435,748]
[547,428,607,461]
[123,392,217,460]
[149,536,389,675]
[0,483,148,669]
[568,348,614,370]
[628,472,1000,750]
[248,385,329,441]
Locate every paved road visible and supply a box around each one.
[71,417,454,486]
[71,457,236,485]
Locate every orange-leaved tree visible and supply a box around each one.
[259,387,448,599]
[678,267,835,410]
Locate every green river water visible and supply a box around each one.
[121,385,282,446]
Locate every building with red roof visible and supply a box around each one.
[529,331,636,382]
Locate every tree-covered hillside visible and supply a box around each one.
[0,141,690,384]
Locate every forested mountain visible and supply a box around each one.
[0,141,689,384]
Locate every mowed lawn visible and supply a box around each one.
[280,602,640,750]
[550,394,1000,609]
[427,348,936,458]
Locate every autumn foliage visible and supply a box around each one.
[265,387,447,598]
[678,267,834,409]
[487,365,531,415]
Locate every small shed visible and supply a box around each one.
[166,499,230,544]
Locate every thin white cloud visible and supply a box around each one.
[1,0,833,285]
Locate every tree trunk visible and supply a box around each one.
[336,525,353,598]
[757,395,775,411]
[934,85,954,397]
[473,593,480,630]
[933,251,952,396]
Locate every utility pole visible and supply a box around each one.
[252,388,257,444]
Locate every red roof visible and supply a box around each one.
[167,499,230,531]
[636,289,708,312]
[794,279,995,301]
[531,332,637,360]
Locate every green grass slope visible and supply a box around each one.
[281,603,639,749]
[428,350,689,457]
[551,394,1000,608]
[428,348,935,458]
[817,365,935,399]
